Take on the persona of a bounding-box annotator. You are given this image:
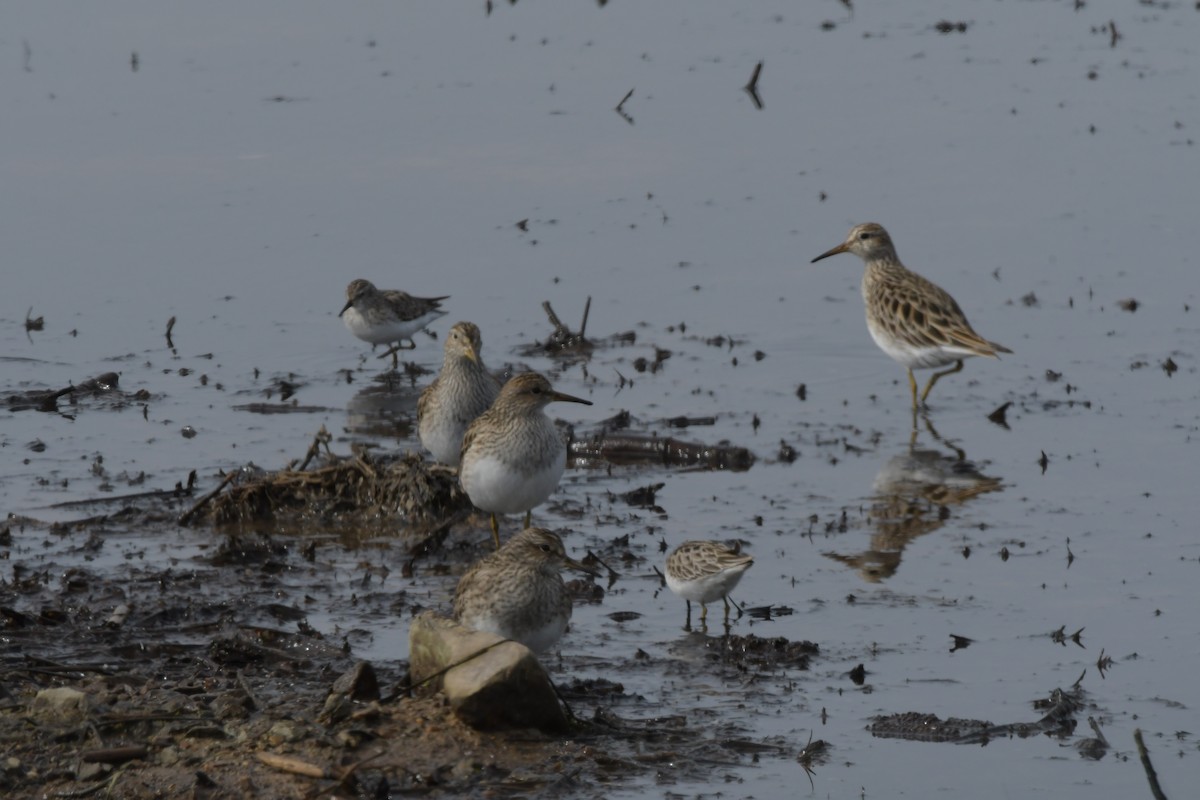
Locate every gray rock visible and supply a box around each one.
[321,660,380,724]
[408,611,567,733]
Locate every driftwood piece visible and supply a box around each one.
[256,751,328,779]
[743,61,763,109]
[571,432,755,471]
[81,746,148,765]
[6,371,119,412]
[1134,728,1169,800]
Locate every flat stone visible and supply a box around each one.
[409,611,567,734]
[32,687,88,721]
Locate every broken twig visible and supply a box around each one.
[1133,728,1169,800]
[179,471,238,526]
[744,61,764,109]
[615,88,634,124]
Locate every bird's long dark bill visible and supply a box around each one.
[338,300,353,317]
[565,556,601,577]
[551,391,593,406]
[811,242,849,263]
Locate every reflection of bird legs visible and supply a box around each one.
[920,414,966,461]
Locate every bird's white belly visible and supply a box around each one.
[666,565,749,604]
[866,318,970,370]
[419,418,466,467]
[462,609,567,653]
[342,308,425,345]
[460,451,566,515]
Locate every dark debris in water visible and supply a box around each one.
[571,431,755,471]
[934,20,970,34]
[197,448,468,528]
[615,482,665,508]
[707,634,818,669]
[5,371,142,414]
[871,684,1086,745]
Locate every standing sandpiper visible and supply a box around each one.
[459,372,592,549]
[339,279,449,368]
[811,223,1011,410]
[417,322,503,467]
[665,540,754,628]
[453,527,594,653]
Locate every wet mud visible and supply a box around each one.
[1,483,806,799]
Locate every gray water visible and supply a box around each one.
[3,1,1199,797]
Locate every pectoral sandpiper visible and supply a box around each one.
[417,321,503,467]
[811,223,1011,410]
[453,527,595,653]
[459,372,592,549]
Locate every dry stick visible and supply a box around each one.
[542,300,567,335]
[256,751,328,779]
[400,639,514,696]
[579,296,591,338]
[296,426,332,471]
[615,88,635,124]
[80,746,149,765]
[1133,728,1169,800]
[165,316,176,349]
[744,61,764,110]
[615,88,633,113]
[49,484,193,510]
[744,60,762,93]
[178,471,238,526]
[51,770,125,798]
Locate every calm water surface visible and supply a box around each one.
[3,1,1199,797]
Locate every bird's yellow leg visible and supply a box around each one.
[490,513,501,550]
[523,510,532,528]
[921,360,964,404]
[907,369,919,411]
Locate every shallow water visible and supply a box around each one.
[3,1,1200,797]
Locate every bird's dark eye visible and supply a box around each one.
[858,231,872,241]
[539,544,552,553]
[531,386,543,394]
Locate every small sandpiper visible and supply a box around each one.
[417,321,503,467]
[811,223,1011,410]
[459,372,592,549]
[453,527,595,653]
[339,278,449,368]
[665,540,754,628]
